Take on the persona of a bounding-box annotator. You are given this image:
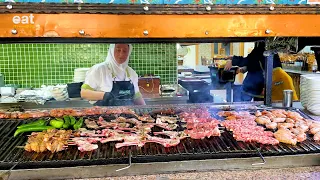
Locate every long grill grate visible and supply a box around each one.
[0,107,319,170]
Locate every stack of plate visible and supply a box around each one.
[300,74,320,115]
[73,68,90,82]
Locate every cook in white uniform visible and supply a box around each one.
[81,44,146,106]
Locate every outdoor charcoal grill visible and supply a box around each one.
[0,105,319,179]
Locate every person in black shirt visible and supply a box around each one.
[225,41,282,101]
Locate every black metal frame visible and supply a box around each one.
[0,3,320,15]
[0,37,268,44]
[1,3,320,104]
[264,55,274,106]
[0,3,318,14]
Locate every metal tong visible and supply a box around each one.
[252,148,266,166]
[0,161,19,180]
[115,150,132,172]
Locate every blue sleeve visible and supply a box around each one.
[232,56,249,67]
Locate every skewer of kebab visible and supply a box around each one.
[24,129,72,153]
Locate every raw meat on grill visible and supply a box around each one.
[185,127,220,139]
[151,108,176,116]
[98,116,130,129]
[153,131,189,139]
[115,141,145,148]
[112,117,142,125]
[17,106,320,155]
[77,143,99,152]
[82,106,106,116]
[98,120,120,128]
[156,115,178,124]
[186,120,219,130]
[220,113,279,145]
[179,110,221,139]
[77,129,103,137]
[138,115,155,123]
[115,133,146,148]
[217,111,238,117]
[154,123,178,131]
[84,119,100,129]
[50,108,87,117]
[100,136,125,143]
[218,111,255,121]
[72,137,99,152]
[105,108,136,115]
[146,136,180,147]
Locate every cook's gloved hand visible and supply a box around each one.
[102,92,115,101]
[94,92,115,106]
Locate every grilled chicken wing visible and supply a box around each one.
[310,127,320,135]
[296,133,307,143]
[272,118,286,123]
[255,116,271,125]
[314,132,320,141]
[274,129,297,145]
[278,123,294,129]
[266,122,278,130]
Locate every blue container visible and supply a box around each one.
[109,0,163,4]
[287,0,306,4]
[227,0,265,4]
[163,0,203,4]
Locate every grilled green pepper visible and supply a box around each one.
[73,117,83,130]
[14,126,54,137]
[49,118,64,129]
[69,115,76,126]
[63,115,71,129]
[17,119,46,129]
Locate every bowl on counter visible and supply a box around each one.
[67,82,83,98]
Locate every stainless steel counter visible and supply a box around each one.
[0,84,189,109]
[0,96,189,109]
[283,69,315,75]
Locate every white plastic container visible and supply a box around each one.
[0,87,15,96]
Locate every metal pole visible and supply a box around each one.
[226,82,232,102]
[264,55,273,106]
